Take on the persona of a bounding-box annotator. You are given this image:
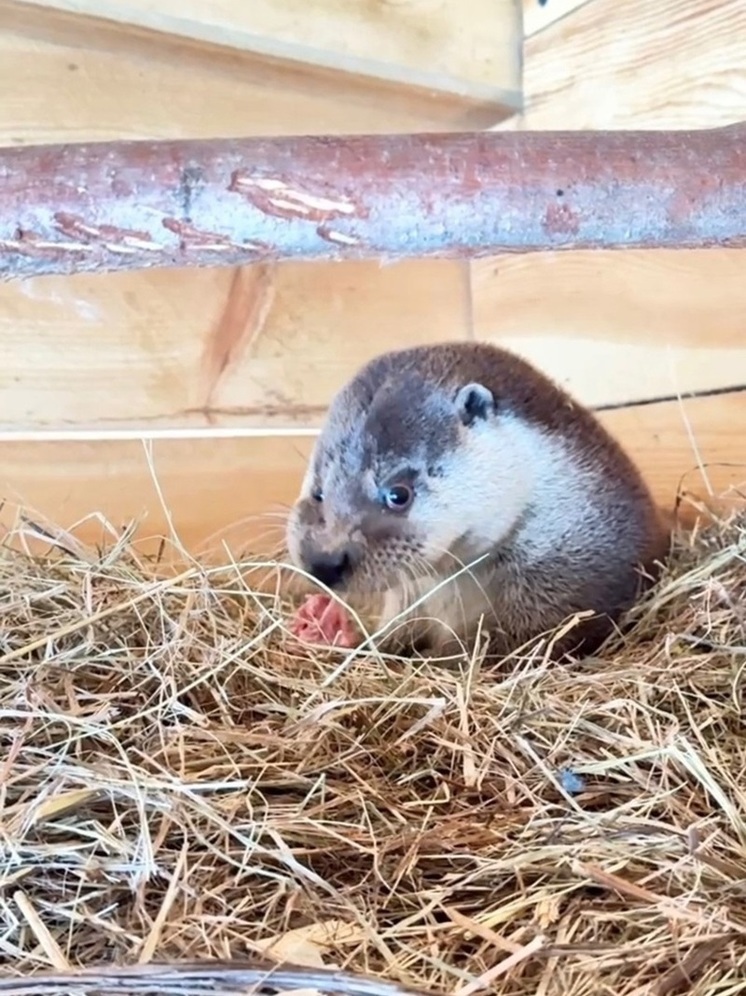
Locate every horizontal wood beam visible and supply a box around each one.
[2,127,745,280]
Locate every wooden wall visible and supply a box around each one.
[1,0,745,558]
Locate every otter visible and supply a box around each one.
[285,341,670,661]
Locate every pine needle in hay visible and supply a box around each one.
[1,507,746,996]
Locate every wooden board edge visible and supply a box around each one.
[5,0,523,130]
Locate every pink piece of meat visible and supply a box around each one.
[289,593,359,648]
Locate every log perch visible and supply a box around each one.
[1,127,745,279]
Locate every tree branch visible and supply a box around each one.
[1,126,744,279]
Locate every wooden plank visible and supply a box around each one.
[7,0,522,129]
[471,248,746,408]
[521,0,746,129]
[0,435,314,561]
[601,392,746,512]
[0,7,469,143]
[521,0,591,39]
[2,393,744,557]
[0,259,470,433]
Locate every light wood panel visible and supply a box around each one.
[0,259,470,433]
[479,0,746,414]
[6,0,522,130]
[471,248,746,408]
[2,393,744,557]
[0,10,465,143]
[0,435,313,561]
[519,0,746,130]
[11,0,522,97]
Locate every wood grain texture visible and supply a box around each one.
[521,0,746,129]
[0,259,470,432]
[471,248,746,407]
[0,4,492,140]
[7,0,522,127]
[477,0,746,410]
[0,435,312,560]
[2,393,744,557]
[521,0,591,39]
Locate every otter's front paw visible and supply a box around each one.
[288,593,359,649]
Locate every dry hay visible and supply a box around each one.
[1,505,746,996]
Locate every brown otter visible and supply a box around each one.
[285,341,670,661]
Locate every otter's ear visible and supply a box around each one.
[454,383,496,427]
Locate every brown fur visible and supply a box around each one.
[286,341,670,662]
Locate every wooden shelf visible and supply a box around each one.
[5,0,523,132]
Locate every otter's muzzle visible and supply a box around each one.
[306,548,354,589]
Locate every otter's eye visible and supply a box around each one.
[311,488,323,503]
[382,484,413,511]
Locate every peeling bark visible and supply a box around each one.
[1,127,744,279]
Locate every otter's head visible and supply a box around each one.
[285,349,538,597]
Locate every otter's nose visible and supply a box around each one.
[308,549,352,589]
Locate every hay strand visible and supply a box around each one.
[1,505,746,995]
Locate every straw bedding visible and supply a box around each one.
[1,506,745,996]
